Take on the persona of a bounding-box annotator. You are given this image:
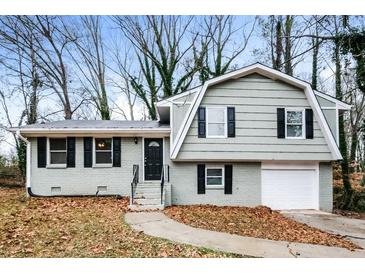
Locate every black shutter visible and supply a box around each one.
[37,137,47,168]
[66,137,76,168]
[224,165,233,194]
[277,108,285,138]
[112,137,121,167]
[305,109,314,139]
[197,164,205,194]
[227,107,235,137]
[84,137,92,168]
[198,107,206,138]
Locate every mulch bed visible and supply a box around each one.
[165,205,360,250]
[0,187,239,258]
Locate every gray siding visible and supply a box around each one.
[30,137,143,196]
[171,92,196,142]
[315,94,338,144]
[319,162,333,212]
[322,109,337,143]
[172,103,190,141]
[316,96,336,108]
[177,73,332,161]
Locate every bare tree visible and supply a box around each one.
[68,16,111,120]
[0,17,42,125]
[113,16,205,98]
[0,17,45,178]
[198,16,256,82]
[129,51,160,120]
[110,46,139,120]
[0,16,84,120]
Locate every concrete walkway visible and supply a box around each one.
[282,210,365,249]
[125,212,365,258]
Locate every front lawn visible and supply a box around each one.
[0,188,239,258]
[165,205,360,250]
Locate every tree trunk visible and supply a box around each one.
[64,103,72,120]
[99,84,111,120]
[273,16,283,71]
[350,127,358,171]
[335,35,353,209]
[311,37,319,90]
[284,15,293,76]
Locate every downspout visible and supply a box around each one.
[14,130,32,197]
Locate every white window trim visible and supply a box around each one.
[93,137,113,168]
[205,166,225,189]
[285,108,306,139]
[206,106,227,138]
[47,137,67,168]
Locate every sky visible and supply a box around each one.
[0,15,340,156]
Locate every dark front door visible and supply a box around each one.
[144,138,163,181]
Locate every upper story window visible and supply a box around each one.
[286,109,305,139]
[94,138,112,165]
[206,107,227,138]
[49,138,67,166]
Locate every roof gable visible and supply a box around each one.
[170,63,342,160]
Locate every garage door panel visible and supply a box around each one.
[262,169,316,210]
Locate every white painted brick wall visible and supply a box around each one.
[30,137,142,196]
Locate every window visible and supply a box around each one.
[148,141,160,147]
[206,107,227,138]
[49,138,67,166]
[286,109,305,138]
[205,167,224,188]
[94,138,112,165]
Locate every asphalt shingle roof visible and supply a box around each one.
[19,120,169,129]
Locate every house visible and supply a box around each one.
[10,63,351,211]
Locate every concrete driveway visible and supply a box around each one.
[282,210,365,249]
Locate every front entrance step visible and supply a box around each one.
[136,184,161,189]
[135,188,160,193]
[134,198,161,206]
[134,192,161,199]
[128,204,164,211]
[130,181,164,211]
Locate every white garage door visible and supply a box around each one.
[261,166,318,210]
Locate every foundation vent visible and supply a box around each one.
[97,186,107,192]
[51,187,61,194]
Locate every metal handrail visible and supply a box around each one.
[160,164,169,205]
[130,164,139,204]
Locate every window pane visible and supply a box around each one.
[207,177,223,186]
[50,152,66,164]
[207,123,225,136]
[208,108,225,123]
[50,138,66,150]
[95,151,112,164]
[287,125,303,137]
[287,111,302,124]
[148,141,160,147]
[207,168,223,177]
[95,138,112,151]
